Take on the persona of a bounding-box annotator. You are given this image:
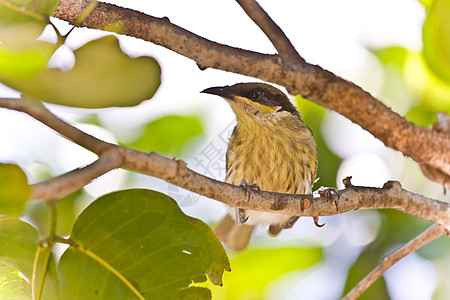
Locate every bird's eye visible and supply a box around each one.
[250,90,262,100]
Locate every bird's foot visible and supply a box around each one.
[312,187,339,228]
[239,180,261,201]
[315,186,340,211]
[236,208,248,224]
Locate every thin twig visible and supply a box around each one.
[1,98,449,232]
[236,0,304,62]
[343,224,447,300]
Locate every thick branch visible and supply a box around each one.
[343,224,446,300]
[235,0,304,62]
[52,0,450,177]
[1,98,449,232]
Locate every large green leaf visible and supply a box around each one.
[0,163,30,215]
[423,0,450,83]
[58,189,230,299]
[0,219,59,299]
[1,36,161,108]
[126,115,204,156]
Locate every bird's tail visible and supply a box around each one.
[213,214,254,252]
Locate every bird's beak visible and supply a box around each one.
[201,86,235,100]
[202,85,277,114]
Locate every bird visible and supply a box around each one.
[201,82,318,251]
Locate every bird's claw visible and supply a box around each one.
[312,187,339,228]
[313,216,325,227]
[239,180,261,201]
[235,180,260,225]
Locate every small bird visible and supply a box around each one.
[202,82,318,251]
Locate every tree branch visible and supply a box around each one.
[343,223,446,300]
[51,0,450,179]
[235,0,304,62]
[1,98,449,232]
[31,149,121,202]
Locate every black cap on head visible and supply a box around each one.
[202,83,299,116]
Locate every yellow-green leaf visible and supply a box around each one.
[0,0,57,25]
[3,36,161,108]
[423,0,450,83]
[0,163,30,215]
[0,263,31,299]
[0,24,57,79]
[208,247,323,300]
[0,219,59,299]
[126,115,204,156]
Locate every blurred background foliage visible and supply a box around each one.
[0,0,449,299]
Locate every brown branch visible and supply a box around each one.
[0,98,109,154]
[51,0,450,178]
[235,0,304,62]
[31,149,121,202]
[343,224,447,300]
[1,98,449,233]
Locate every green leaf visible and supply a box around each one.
[0,263,31,299]
[0,163,30,215]
[416,0,433,9]
[0,0,57,25]
[0,219,39,278]
[405,105,437,128]
[2,36,161,108]
[126,115,204,156]
[58,189,230,300]
[208,247,322,300]
[423,0,450,83]
[0,219,59,299]
[371,46,409,69]
[0,24,56,79]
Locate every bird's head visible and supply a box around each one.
[202,82,301,129]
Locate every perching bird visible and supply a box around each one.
[202,82,318,251]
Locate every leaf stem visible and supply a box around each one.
[31,246,43,300]
[32,202,57,300]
